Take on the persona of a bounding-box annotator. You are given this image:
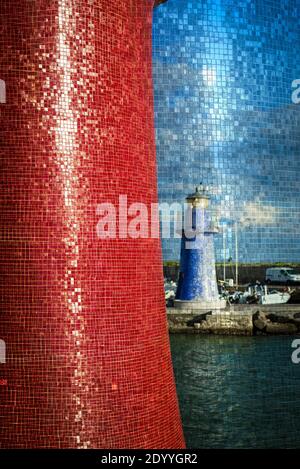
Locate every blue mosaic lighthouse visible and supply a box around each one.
[175,185,226,310]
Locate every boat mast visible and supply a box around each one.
[235,220,239,287]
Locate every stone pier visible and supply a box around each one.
[167,305,300,335]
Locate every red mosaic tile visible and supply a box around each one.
[0,0,184,449]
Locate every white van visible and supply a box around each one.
[266,267,300,284]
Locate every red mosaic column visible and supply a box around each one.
[0,0,185,448]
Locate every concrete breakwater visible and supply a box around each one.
[167,304,300,335]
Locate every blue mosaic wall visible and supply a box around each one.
[153,0,300,263]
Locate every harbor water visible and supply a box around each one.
[170,335,300,448]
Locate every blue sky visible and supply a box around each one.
[152,0,300,262]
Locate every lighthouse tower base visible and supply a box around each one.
[174,298,227,311]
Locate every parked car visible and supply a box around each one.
[266,267,300,284]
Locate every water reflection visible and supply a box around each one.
[170,335,300,448]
